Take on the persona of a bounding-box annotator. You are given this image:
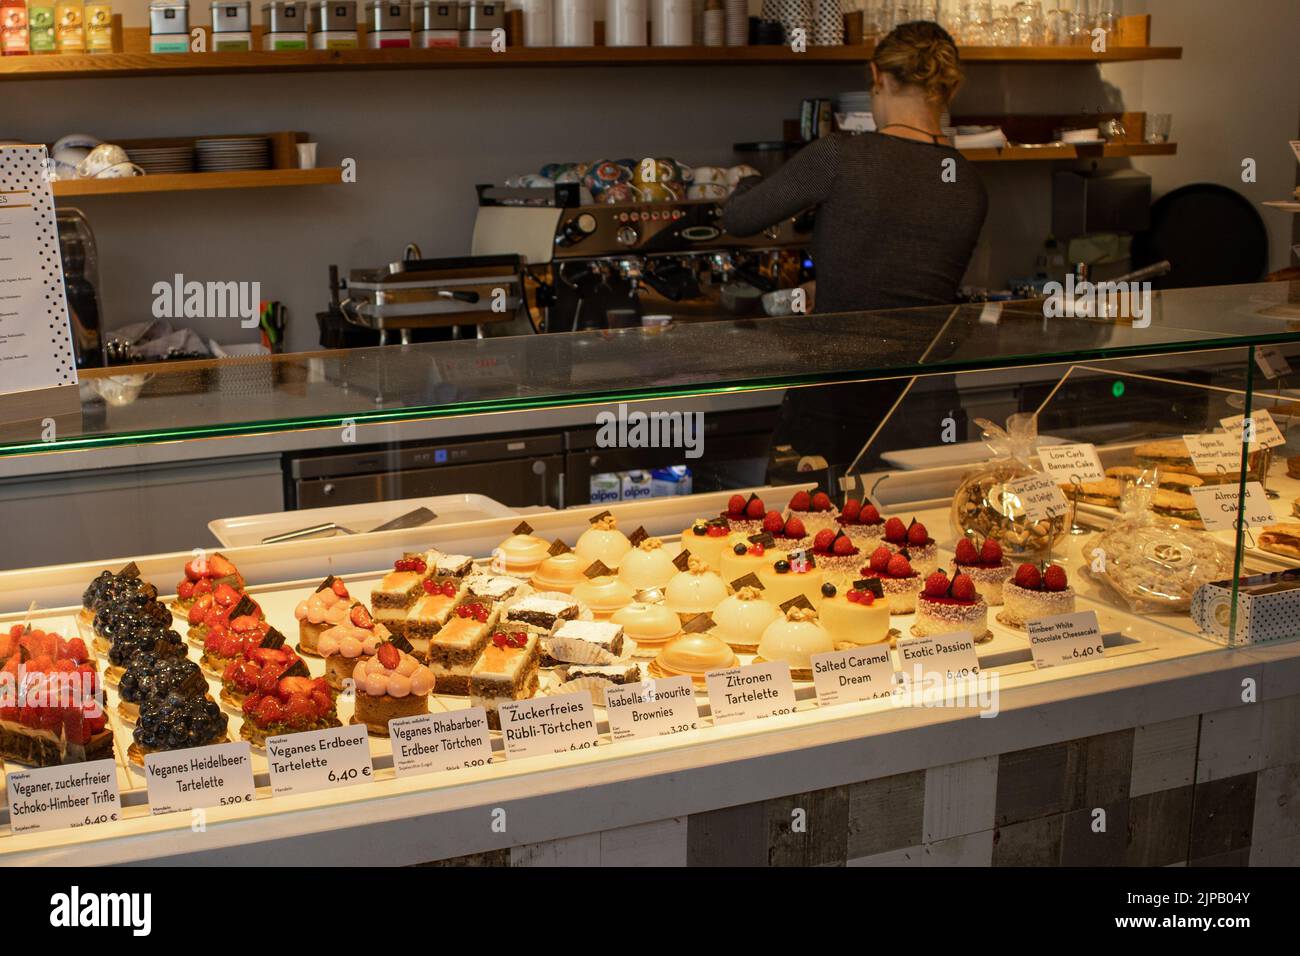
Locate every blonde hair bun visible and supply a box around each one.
[872,20,964,104]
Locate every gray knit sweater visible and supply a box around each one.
[722,132,988,315]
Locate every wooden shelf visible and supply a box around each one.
[0,38,1183,81]
[960,142,1177,161]
[51,167,341,197]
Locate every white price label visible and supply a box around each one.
[6,759,122,834]
[1254,347,1292,380]
[1219,410,1285,449]
[810,644,898,707]
[895,631,981,684]
[705,660,798,726]
[1028,610,1105,668]
[1181,433,1242,473]
[979,301,1003,324]
[265,723,373,796]
[1003,474,1071,521]
[143,741,256,815]
[499,692,599,760]
[389,708,493,776]
[1037,443,1106,484]
[1189,482,1276,532]
[604,677,700,742]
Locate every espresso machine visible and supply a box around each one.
[470,184,814,331]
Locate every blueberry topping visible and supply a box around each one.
[774,560,791,574]
[733,543,748,555]
[821,582,837,597]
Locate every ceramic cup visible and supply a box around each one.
[76,143,131,179]
[96,161,145,179]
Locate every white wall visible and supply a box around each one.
[5,0,1296,353]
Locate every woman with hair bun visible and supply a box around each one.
[723,20,989,467]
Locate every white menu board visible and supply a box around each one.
[0,145,77,396]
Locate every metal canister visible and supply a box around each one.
[211,0,252,32]
[309,0,356,32]
[413,0,455,30]
[364,0,409,31]
[149,0,189,34]
[262,0,307,32]
[459,0,503,31]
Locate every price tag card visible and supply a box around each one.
[1028,610,1105,668]
[978,301,1003,324]
[895,632,980,684]
[499,692,599,760]
[811,644,898,707]
[1189,482,1275,532]
[1181,433,1242,473]
[1219,410,1286,449]
[143,741,256,815]
[705,660,798,726]
[389,708,493,776]
[1254,347,1292,380]
[265,724,374,797]
[605,676,700,742]
[1037,443,1105,484]
[1003,474,1070,521]
[6,759,122,835]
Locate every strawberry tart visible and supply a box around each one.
[762,510,812,551]
[998,563,1076,629]
[818,582,891,645]
[186,585,261,646]
[810,528,863,578]
[882,517,938,574]
[784,489,838,533]
[351,641,436,735]
[859,546,922,614]
[220,644,309,707]
[173,552,243,613]
[199,611,281,678]
[721,493,768,536]
[953,537,1013,606]
[912,570,991,642]
[318,604,390,690]
[294,576,355,656]
[836,499,886,545]
[240,675,340,747]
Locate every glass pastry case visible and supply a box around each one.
[1,280,1299,865]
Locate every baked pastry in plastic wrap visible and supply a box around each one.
[1086,484,1230,612]
[950,413,1071,560]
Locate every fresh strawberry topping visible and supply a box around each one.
[1043,565,1069,591]
[832,535,857,556]
[783,516,806,539]
[883,517,907,543]
[860,504,881,524]
[907,521,929,546]
[923,571,950,598]
[954,538,979,565]
[727,494,746,516]
[762,511,785,533]
[744,497,766,519]
[813,529,837,552]
[841,499,862,521]
[811,492,833,512]
[1013,563,1041,589]
[330,578,350,598]
[980,539,1003,566]
[376,643,401,670]
[886,554,914,578]
[951,574,977,602]
[868,546,893,573]
[349,604,373,629]
[788,490,812,512]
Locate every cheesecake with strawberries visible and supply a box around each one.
[784,488,838,533]
[858,547,922,614]
[881,517,937,574]
[912,570,991,642]
[762,510,812,551]
[810,528,862,578]
[953,537,1013,606]
[240,675,340,747]
[835,499,886,545]
[721,493,768,536]
[998,563,1076,629]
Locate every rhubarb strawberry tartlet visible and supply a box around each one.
[679,517,734,571]
[998,563,1076,629]
[240,675,340,746]
[859,547,922,614]
[810,528,862,578]
[319,604,389,690]
[784,488,838,534]
[882,517,938,574]
[294,576,354,656]
[351,641,436,735]
[818,581,891,645]
[220,644,308,707]
[173,552,243,613]
[836,499,886,545]
[762,510,812,552]
[953,537,1013,606]
[912,570,991,642]
[721,493,768,536]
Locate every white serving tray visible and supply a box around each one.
[209,493,518,548]
[880,434,1070,471]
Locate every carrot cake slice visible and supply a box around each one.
[469,631,541,731]
[426,601,495,695]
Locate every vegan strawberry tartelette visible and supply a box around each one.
[186,585,261,645]
[881,517,938,574]
[199,611,283,677]
[220,644,309,707]
[294,576,355,656]
[998,563,1076,629]
[859,546,922,614]
[811,528,862,578]
[722,493,768,536]
[318,604,389,690]
[953,537,1013,606]
[173,552,243,613]
[836,499,886,545]
[912,570,991,642]
[240,675,340,747]
[784,488,838,533]
[351,641,435,735]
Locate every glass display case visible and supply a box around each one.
[1,280,1299,865]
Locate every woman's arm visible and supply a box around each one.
[721,135,842,237]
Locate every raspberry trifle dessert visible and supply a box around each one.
[912,570,992,642]
[810,528,862,578]
[952,537,1013,606]
[762,510,812,552]
[784,489,838,533]
[998,563,1076,629]
[881,517,938,574]
[858,546,922,614]
[721,493,768,536]
[835,499,886,546]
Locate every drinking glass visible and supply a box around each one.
[1145,113,1172,144]
[1043,0,1066,43]
[1013,0,1043,44]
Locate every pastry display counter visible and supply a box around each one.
[3,282,1300,867]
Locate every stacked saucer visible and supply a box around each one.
[195,136,271,171]
[127,144,196,174]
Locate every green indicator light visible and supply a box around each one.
[1112,380,1125,398]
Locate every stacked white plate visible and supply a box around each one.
[127,145,196,174]
[195,136,271,171]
